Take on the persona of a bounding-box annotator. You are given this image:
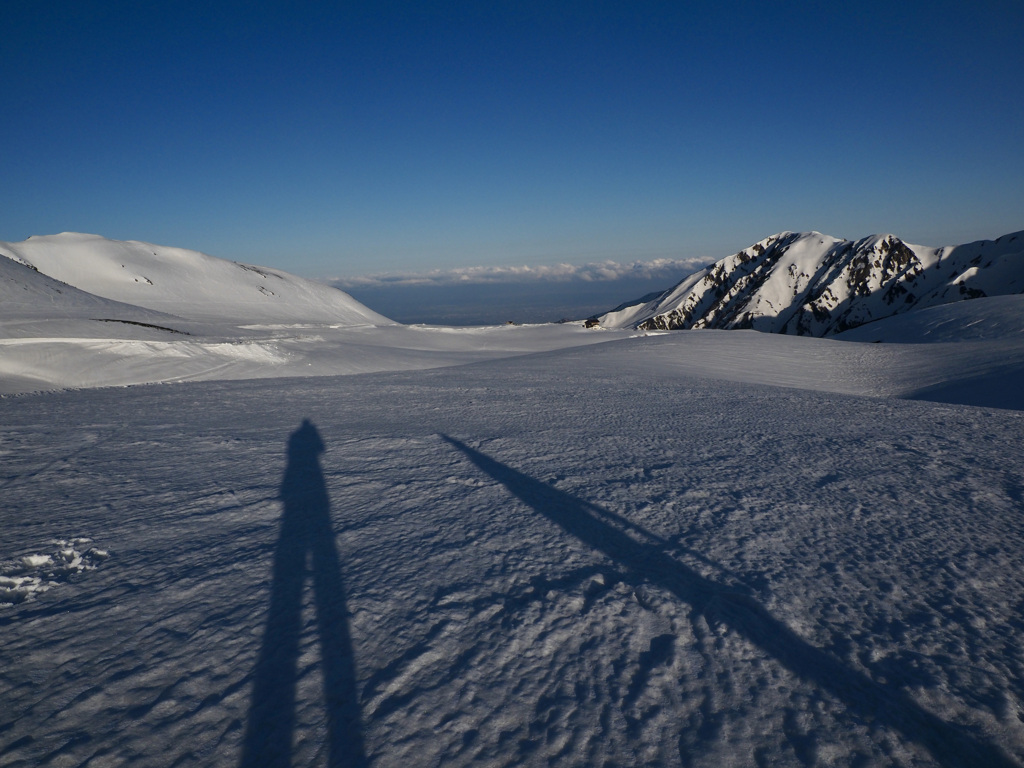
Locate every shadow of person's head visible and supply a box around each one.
[288,418,324,460]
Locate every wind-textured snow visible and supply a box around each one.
[2,233,1024,767]
[3,342,1024,767]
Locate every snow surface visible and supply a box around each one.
[3,234,1024,766]
[3,338,1024,767]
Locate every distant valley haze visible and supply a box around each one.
[341,278,665,326]
[332,257,712,324]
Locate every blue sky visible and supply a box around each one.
[3,0,1023,282]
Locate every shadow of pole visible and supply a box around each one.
[241,420,367,768]
[440,435,1016,768]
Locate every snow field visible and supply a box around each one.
[2,346,1023,766]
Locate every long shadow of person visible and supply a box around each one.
[241,420,367,768]
[440,435,1016,768]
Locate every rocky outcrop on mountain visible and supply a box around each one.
[597,230,1024,336]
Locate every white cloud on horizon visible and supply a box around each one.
[329,257,711,290]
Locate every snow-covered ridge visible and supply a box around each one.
[598,230,1024,336]
[0,232,392,325]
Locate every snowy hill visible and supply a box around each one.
[598,230,1024,335]
[0,232,392,325]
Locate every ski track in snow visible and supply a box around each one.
[2,348,1024,767]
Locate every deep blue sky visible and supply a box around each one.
[3,1,1023,279]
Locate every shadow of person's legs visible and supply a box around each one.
[310,496,366,766]
[242,421,367,768]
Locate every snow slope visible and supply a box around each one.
[836,294,1024,344]
[599,230,1024,336]
[0,246,183,323]
[2,339,1023,767]
[0,233,391,325]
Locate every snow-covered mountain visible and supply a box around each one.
[598,230,1024,335]
[0,232,391,325]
